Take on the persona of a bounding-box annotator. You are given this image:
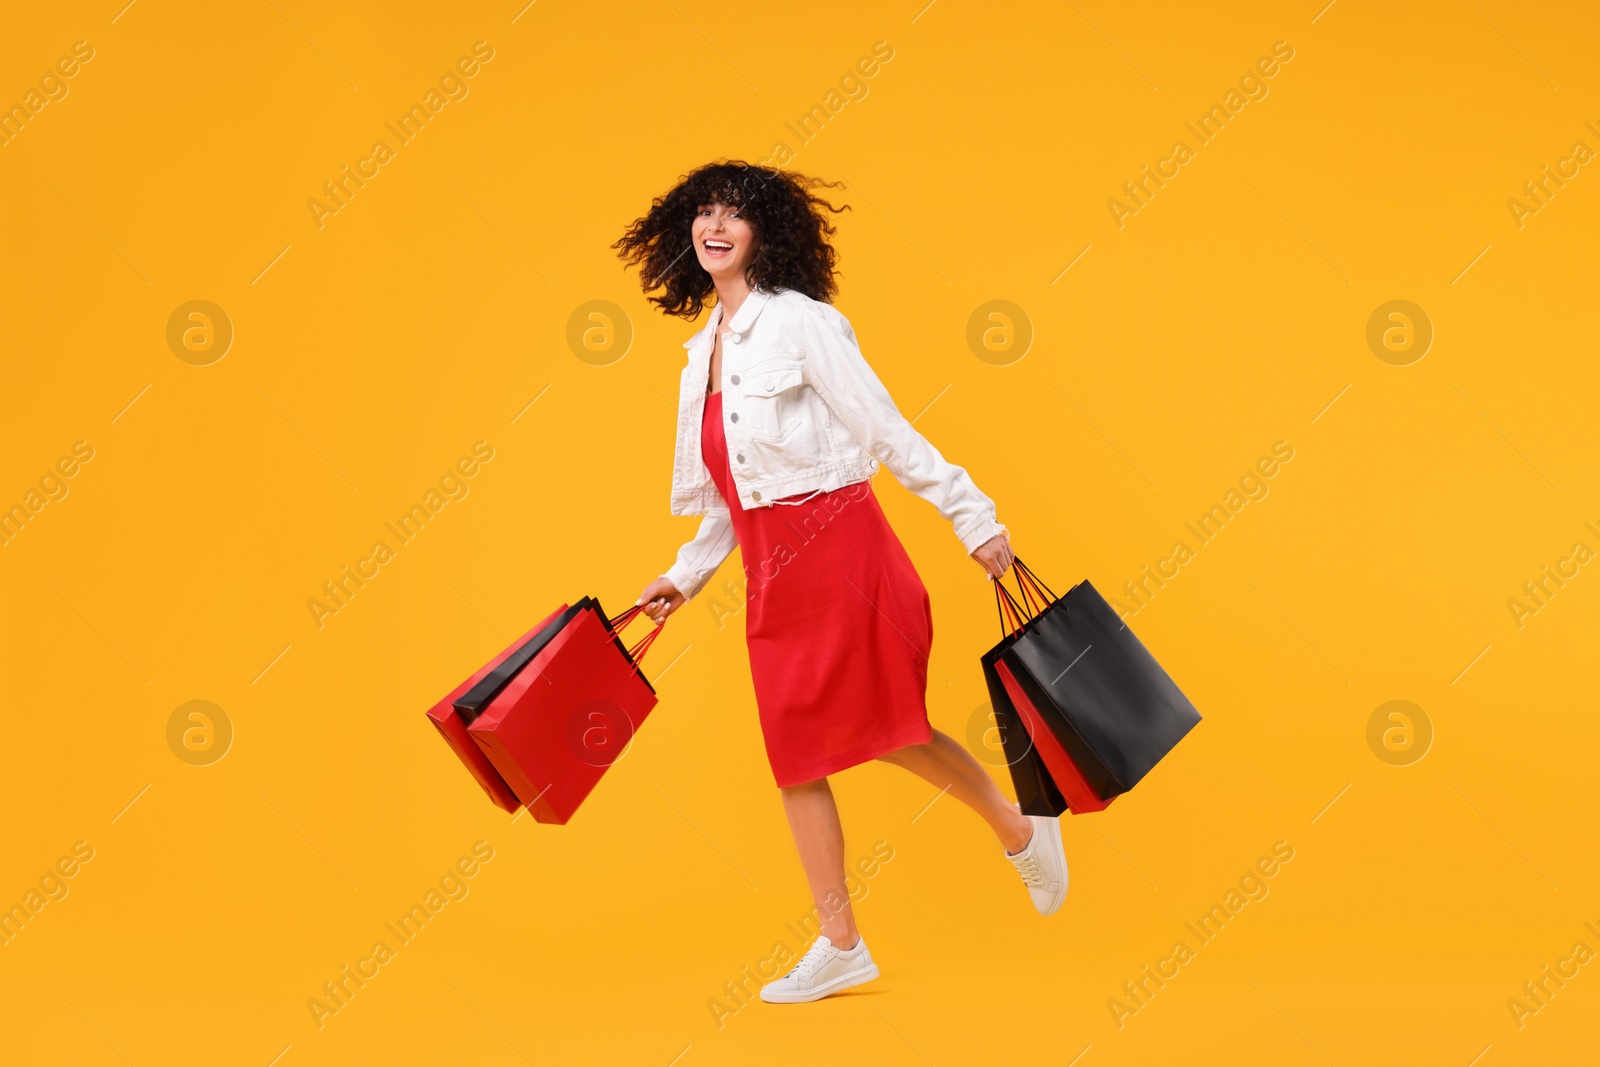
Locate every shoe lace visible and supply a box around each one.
[784,940,836,981]
[1013,853,1045,889]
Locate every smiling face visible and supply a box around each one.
[691,201,757,286]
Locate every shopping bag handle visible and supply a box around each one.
[605,604,665,670]
[994,569,1031,638]
[1013,557,1059,604]
[992,556,1060,639]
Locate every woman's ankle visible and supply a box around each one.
[823,927,860,950]
[998,804,1034,853]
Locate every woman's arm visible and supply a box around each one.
[796,304,1007,555]
[660,509,738,603]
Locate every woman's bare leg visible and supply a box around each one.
[879,728,1035,853]
[778,777,860,949]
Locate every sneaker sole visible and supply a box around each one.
[1035,816,1069,917]
[759,961,881,1004]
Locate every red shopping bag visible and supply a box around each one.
[995,658,1114,814]
[469,600,663,825]
[426,604,575,813]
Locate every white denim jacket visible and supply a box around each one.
[661,286,1006,601]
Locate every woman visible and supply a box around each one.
[616,161,1069,1004]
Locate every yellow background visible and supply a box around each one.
[2,1,1596,1064]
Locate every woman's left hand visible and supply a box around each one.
[970,531,1014,579]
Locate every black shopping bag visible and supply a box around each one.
[993,559,1201,802]
[979,648,1069,818]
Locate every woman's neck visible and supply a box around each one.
[713,277,753,324]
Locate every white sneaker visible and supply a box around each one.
[1005,811,1069,915]
[759,934,880,1003]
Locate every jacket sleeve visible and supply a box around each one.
[796,303,1007,555]
[661,510,738,603]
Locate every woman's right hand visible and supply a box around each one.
[636,578,686,624]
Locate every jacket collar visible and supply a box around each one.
[682,286,775,349]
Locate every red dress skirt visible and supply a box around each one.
[701,388,935,787]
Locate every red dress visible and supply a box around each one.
[701,388,935,787]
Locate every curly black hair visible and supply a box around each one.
[613,161,849,320]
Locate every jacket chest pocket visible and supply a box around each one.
[739,357,809,444]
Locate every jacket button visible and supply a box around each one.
[729,334,741,344]
[730,412,739,423]
[751,491,761,501]
[730,374,740,385]
[765,381,775,392]
[736,453,745,463]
